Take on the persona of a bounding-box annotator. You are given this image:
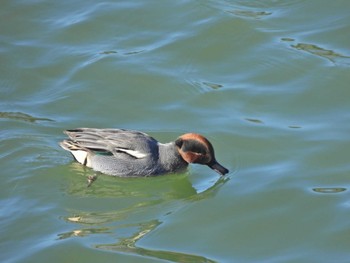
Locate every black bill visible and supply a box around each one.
[208,160,229,176]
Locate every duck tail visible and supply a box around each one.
[59,140,91,166]
[59,139,85,151]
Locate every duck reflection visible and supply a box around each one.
[63,162,228,199]
[58,163,229,262]
[96,219,217,263]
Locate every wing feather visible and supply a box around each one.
[63,128,158,159]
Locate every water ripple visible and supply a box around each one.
[95,219,217,263]
[0,111,54,123]
[312,187,347,194]
[287,40,350,66]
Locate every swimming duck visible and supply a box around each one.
[60,128,229,177]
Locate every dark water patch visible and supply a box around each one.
[213,1,273,19]
[312,187,347,194]
[282,38,350,66]
[291,43,350,64]
[202,81,223,90]
[227,9,272,19]
[99,48,149,56]
[99,50,117,55]
[0,112,54,123]
[189,80,225,92]
[244,118,302,129]
[57,227,112,240]
[245,118,264,124]
[123,50,145,55]
[281,37,295,42]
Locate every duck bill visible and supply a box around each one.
[208,160,229,176]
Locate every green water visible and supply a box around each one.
[1,1,350,262]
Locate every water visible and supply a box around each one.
[1,0,350,262]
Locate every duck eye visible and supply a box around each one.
[175,138,183,148]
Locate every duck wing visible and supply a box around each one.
[63,128,159,159]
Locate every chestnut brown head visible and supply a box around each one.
[175,133,229,176]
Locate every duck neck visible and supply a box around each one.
[158,142,188,173]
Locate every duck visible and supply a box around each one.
[59,128,229,177]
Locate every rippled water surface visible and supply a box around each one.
[1,1,350,262]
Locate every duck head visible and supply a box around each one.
[175,133,229,176]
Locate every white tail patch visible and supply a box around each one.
[117,148,148,159]
[71,150,89,166]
